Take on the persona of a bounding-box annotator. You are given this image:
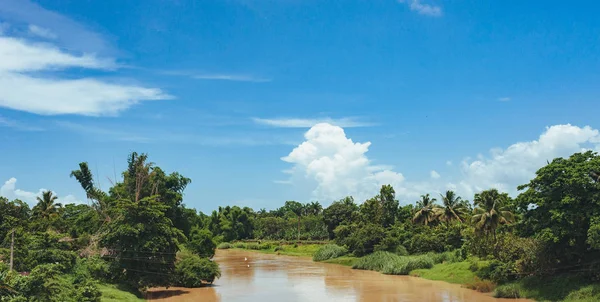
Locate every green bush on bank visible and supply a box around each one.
[313,244,348,262]
[233,242,247,249]
[217,242,232,249]
[175,253,221,287]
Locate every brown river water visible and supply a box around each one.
[146,250,530,302]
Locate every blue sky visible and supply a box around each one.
[1,0,599,213]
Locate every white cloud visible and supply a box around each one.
[0,35,172,116]
[398,0,443,17]
[1,177,82,206]
[280,123,600,205]
[280,123,415,203]
[455,124,600,197]
[0,0,113,54]
[253,117,374,128]
[28,24,56,39]
[0,115,44,131]
[446,160,453,166]
[498,97,511,102]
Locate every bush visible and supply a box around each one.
[493,283,522,298]
[274,246,284,252]
[74,257,111,282]
[344,224,386,256]
[187,228,216,258]
[233,242,247,249]
[26,249,78,272]
[313,244,348,262]
[217,242,232,249]
[258,243,272,250]
[175,254,221,287]
[246,243,260,250]
[465,277,496,293]
[75,279,102,302]
[473,260,516,284]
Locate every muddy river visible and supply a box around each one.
[147,250,530,302]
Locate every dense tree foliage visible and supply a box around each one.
[3,150,600,300]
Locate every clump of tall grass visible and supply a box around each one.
[233,242,247,249]
[465,277,496,293]
[259,243,272,250]
[274,246,284,252]
[352,251,403,272]
[313,244,348,262]
[427,250,463,264]
[217,242,232,249]
[493,283,522,298]
[246,243,260,250]
[352,252,435,275]
[382,255,434,275]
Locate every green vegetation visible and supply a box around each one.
[312,244,347,261]
[97,284,144,302]
[3,150,600,300]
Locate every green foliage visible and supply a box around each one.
[516,151,600,269]
[187,228,216,258]
[352,251,435,275]
[411,261,477,284]
[312,244,348,261]
[493,283,522,298]
[246,243,260,250]
[233,242,247,249]
[175,253,221,287]
[352,251,402,272]
[217,242,232,249]
[343,223,386,256]
[273,246,284,252]
[323,197,358,239]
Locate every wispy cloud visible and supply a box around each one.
[252,117,375,128]
[28,24,56,39]
[398,0,443,17]
[0,34,172,116]
[498,97,511,102]
[0,115,44,131]
[0,0,113,54]
[161,70,271,83]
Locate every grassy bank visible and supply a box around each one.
[493,275,600,301]
[97,283,144,302]
[219,241,321,257]
[411,261,477,284]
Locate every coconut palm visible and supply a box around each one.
[471,189,514,240]
[412,194,441,225]
[439,190,468,224]
[32,190,62,221]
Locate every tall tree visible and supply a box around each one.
[32,190,61,222]
[471,189,514,240]
[379,185,399,227]
[439,190,468,224]
[412,194,440,225]
[323,197,358,239]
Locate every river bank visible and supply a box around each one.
[222,243,600,301]
[148,249,528,301]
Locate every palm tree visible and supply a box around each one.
[412,194,441,225]
[439,190,468,224]
[32,190,62,221]
[471,189,514,240]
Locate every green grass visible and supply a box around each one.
[323,256,358,266]
[493,275,600,302]
[97,283,144,302]
[411,261,478,285]
[228,241,321,257]
[313,244,348,261]
[352,251,436,275]
[217,242,232,249]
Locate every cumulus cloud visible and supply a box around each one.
[398,0,443,17]
[0,177,81,206]
[0,35,172,115]
[280,123,415,203]
[280,123,600,205]
[453,124,600,197]
[253,117,374,128]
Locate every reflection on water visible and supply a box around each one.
[147,250,530,302]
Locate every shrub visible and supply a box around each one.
[465,277,496,293]
[259,243,272,250]
[217,242,232,249]
[175,254,221,287]
[475,260,516,284]
[493,283,522,298]
[75,279,102,302]
[345,224,386,256]
[313,244,348,262]
[274,246,284,252]
[233,242,247,249]
[246,243,260,250]
[74,257,110,282]
[187,228,216,258]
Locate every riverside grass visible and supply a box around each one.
[312,244,348,262]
